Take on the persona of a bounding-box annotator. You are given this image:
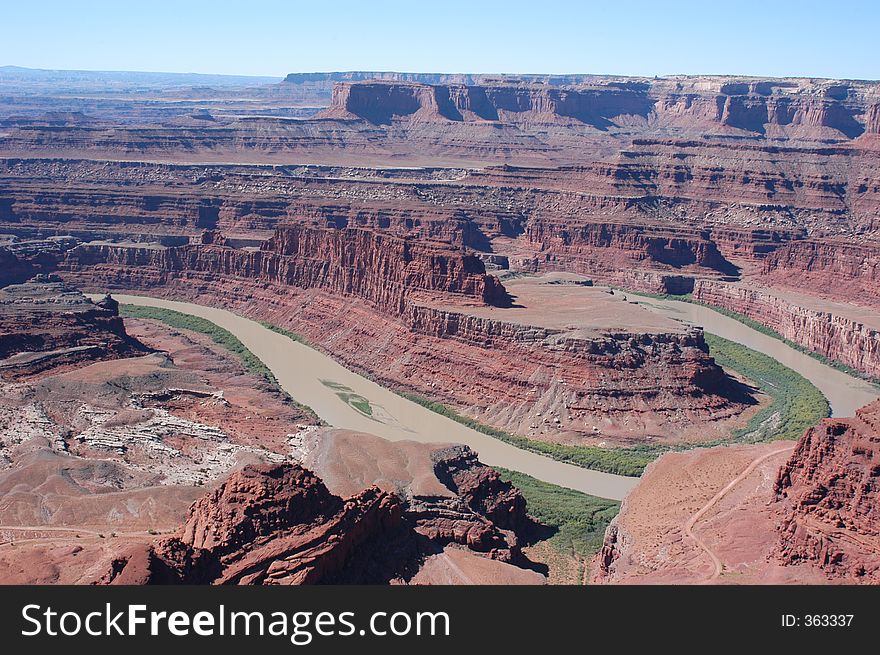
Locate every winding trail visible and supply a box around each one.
[683,443,795,583]
[0,525,168,550]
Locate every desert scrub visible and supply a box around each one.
[705,333,830,442]
[495,467,619,557]
[119,304,323,423]
[398,391,656,476]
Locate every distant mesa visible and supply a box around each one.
[313,76,879,139]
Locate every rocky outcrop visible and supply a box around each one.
[100,463,409,585]
[692,280,880,378]
[402,446,528,558]
[297,430,531,564]
[773,401,880,580]
[431,445,527,533]
[100,454,539,585]
[0,275,144,377]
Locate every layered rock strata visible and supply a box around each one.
[693,280,880,378]
[320,78,880,140]
[759,239,880,308]
[773,401,880,580]
[61,223,505,308]
[0,275,144,377]
[50,230,747,445]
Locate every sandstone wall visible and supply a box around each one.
[760,239,880,308]
[773,401,880,580]
[62,223,506,310]
[693,280,880,377]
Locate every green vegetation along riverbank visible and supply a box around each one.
[122,305,829,478]
[400,332,830,476]
[624,288,880,388]
[119,304,322,423]
[496,466,619,558]
[398,391,656,476]
[699,303,880,387]
[704,333,830,442]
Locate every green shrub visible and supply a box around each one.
[699,303,880,387]
[705,333,830,442]
[399,391,656,476]
[119,304,322,423]
[495,467,619,557]
[260,321,312,346]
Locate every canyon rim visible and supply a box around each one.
[0,60,878,589]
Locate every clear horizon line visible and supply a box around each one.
[2,64,878,84]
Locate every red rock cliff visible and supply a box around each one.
[62,223,508,311]
[320,81,655,127]
[693,280,880,378]
[773,401,880,581]
[759,238,880,308]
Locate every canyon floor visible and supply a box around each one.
[0,69,878,584]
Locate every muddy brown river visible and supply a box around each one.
[632,296,880,418]
[106,293,878,501]
[109,295,639,500]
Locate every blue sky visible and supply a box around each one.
[1,0,877,79]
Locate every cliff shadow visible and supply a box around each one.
[717,373,761,408]
[487,288,525,309]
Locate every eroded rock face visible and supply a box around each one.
[0,275,145,377]
[100,462,408,585]
[773,401,880,580]
[98,455,540,585]
[34,223,748,446]
[693,280,880,378]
